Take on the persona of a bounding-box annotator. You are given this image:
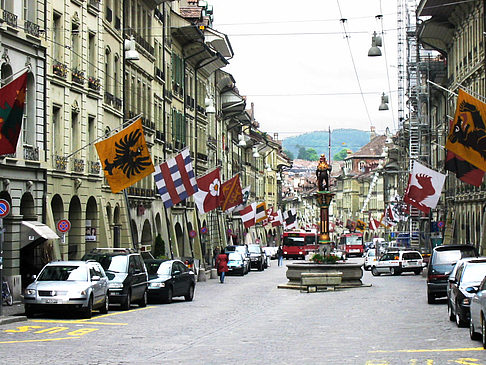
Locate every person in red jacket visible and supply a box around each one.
[215,250,229,283]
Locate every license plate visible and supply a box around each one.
[407,261,417,265]
[45,299,58,304]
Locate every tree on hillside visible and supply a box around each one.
[334,148,350,161]
[283,149,294,160]
[297,146,319,161]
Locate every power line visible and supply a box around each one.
[245,90,397,97]
[336,0,373,128]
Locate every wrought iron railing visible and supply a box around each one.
[90,161,101,174]
[3,10,17,28]
[25,20,40,37]
[54,155,68,170]
[73,158,85,172]
[23,145,39,161]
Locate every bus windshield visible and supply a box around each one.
[344,235,363,245]
[283,235,316,246]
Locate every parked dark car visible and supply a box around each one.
[248,244,265,271]
[427,244,478,304]
[82,248,148,310]
[145,259,196,303]
[447,258,486,327]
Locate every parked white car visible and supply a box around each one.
[371,250,424,276]
[364,249,378,271]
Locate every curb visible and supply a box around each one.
[0,315,28,325]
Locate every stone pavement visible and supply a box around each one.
[0,301,27,325]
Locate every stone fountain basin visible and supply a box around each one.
[280,261,365,289]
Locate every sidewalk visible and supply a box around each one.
[0,302,27,325]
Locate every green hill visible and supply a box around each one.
[282,129,371,161]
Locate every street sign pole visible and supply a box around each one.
[0,217,4,317]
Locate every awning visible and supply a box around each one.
[418,19,453,53]
[21,221,59,248]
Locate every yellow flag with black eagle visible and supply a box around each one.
[356,219,366,232]
[95,119,155,193]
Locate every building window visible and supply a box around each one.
[114,55,119,98]
[52,105,62,156]
[104,47,111,93]
[71,22,80,69]
[71,111,79,154]
[88,31,96,77]
[88,116,95,161]
[53,12,62,61]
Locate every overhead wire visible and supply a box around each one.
[378,1,397,132]
[336,0,373,128]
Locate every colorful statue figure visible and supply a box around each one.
[316,154,332,191]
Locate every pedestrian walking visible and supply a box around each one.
[216,250,229,283]
[277,245,284,267]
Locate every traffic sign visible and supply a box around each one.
[437,221,445,229]
[189,230,197,238]
[57,219,71,233]
[227,228,232,235]
[200,227,208,235]
[0,199,10,218]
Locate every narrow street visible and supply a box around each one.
[0,259,484,364]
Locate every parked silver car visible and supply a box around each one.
[24,260,109,318]
[469,274,486,347]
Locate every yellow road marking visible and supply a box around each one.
[31,320,126,326]
[370,347,484,354]
[77,305,155,321]
[0,336,80,344]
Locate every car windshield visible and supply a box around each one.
[248,246,261,253]
[38,265,87,281]
[235,247,246,254]
[402,252,421,260]
[228,253,241,261]
[432,249,476,265]
[157,261,172,276]
[367,250,375,257]
[85,254,127,273]
[346,236,362,245]
[462,263,486,283]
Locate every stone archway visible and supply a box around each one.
[175,222,184,257]
[51,194,64,224]
[85,196,98,253]
[141,219,152,248]
[113,205,121,248]
[68,196,83,259]
[155,213,162,236]
[20,193,36,220]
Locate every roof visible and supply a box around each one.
[347,135,387,158]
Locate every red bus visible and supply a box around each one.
[338,232,364,257]
[282,230,318,259]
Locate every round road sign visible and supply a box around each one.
[189,230,197,238]
[200,227,208,235]
[437,221,445,229]
[57,219,71,233]
[0,199,10,218]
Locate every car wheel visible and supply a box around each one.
[239,269,245,276]
[390,267,400,276]
[258,262,264,271]
[121,291,131,311]
[456,302,466,327]
[482,315,486,349]
[185,285,194,302]
[164,287,173,304]
[371,267,380,276]
[138,290,147,308]
[100,295,109,314]
[470,318,480,340]
[448,301,455,321]
[427,291,435,304]
[364,265,369,271]
[414,269,422,275]
[83,296,93,319]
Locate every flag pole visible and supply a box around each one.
[163,206,175,259]
[123,189,137,251]
[63,113,142,159]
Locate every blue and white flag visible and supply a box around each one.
[154,148,198,208]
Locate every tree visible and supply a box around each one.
[283,149,294,160]
[334,148,350,161]
[153,234,166,258]
[297,146,307,159]
[297,146,319,161]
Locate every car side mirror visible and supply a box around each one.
[173,270,181,276]
[91,275,101,281]
[32,275,37,280]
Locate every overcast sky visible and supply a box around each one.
[209,0,400,139]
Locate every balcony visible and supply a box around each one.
[25,20,40,37]
[3,10,17,28]
[72,68,85,85]
[54,155,68,171]
[155,130,164,141]
[114,97,122,110]
[197,152,208,162]
[164,89,173,100]
[104,92,114,105]
[73,158,85,173]
[23,145,39,161]
[88,76,101,92]
[90,161,101,174]
[155,67,164,81]
[126,27,154,56]
[127,187,155,197]
[53,61,68,78]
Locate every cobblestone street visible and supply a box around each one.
[0,259,485,364]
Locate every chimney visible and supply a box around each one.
[370,126,376,141]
